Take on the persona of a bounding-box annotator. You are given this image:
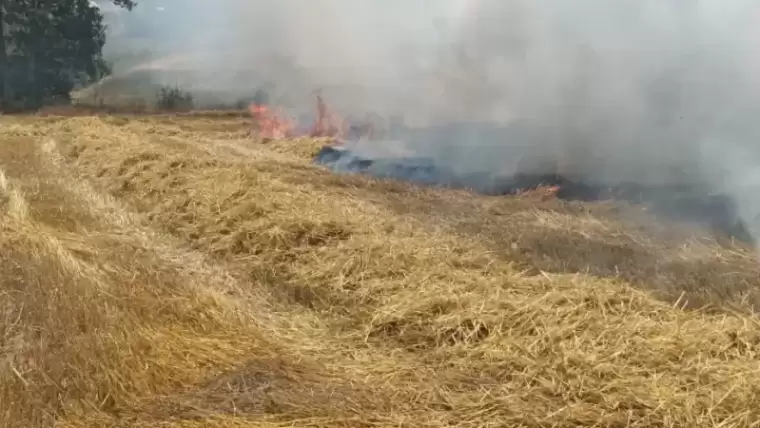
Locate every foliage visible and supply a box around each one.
[0,0,135,111]
[155,85,194,111]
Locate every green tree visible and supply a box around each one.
[0,0,135,110]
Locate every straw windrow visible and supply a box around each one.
[0,114,758,427]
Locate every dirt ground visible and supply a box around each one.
[1,113,759,427]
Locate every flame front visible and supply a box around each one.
[309,94,344,139]
[249,94,380,143]
[248,104,295,140]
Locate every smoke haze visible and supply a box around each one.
[103,0,760,240]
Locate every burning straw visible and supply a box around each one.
[248,104,295,140]
[249,94,377,143]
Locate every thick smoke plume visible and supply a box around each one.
[104,0,760,242]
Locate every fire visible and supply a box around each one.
[248,94,343,141]
[248,104,295,139]
[518,184,561,200]
[309,94,344,138]
[248,93,377,143]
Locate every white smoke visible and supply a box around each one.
[103,0,760,243]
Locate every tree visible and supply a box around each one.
[0,0,135,110]
[109,0,135,10]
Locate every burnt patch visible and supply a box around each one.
[314,145,750,242]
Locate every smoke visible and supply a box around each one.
[103,0,760,242]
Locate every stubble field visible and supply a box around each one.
[1,113,760,427]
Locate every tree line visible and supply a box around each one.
[0,0,135,111]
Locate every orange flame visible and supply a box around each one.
[517,184,561,201]
[248,104,295,139]
[309,94,344,139]
[248,94,381,144]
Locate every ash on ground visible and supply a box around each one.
[314,143,752,243]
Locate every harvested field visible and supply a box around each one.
[1,113,760,427]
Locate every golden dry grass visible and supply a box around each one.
[1,113,760,427]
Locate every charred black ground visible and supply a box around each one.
[315,145,752,242]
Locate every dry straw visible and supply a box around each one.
[0,114,758,427]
